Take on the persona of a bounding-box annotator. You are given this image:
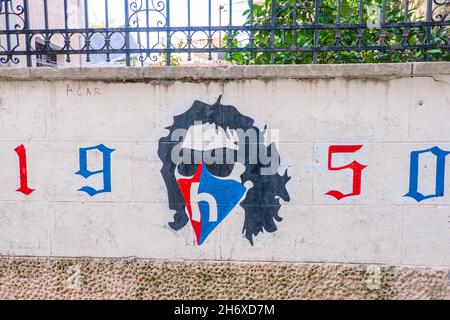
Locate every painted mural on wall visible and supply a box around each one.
[6,97,450,247]
[157,97,291,245]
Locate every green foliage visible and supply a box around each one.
[157,38,184,66]
[226,0,449,64]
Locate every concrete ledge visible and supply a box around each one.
[2,62,445,82]
[412,62,450,76]
[0,256,448,299]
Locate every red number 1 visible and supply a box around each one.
[325,145,367,200]
[14,144,35,195]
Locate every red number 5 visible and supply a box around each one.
[325,145,367,200]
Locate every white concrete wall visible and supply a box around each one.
[0,63,449,266]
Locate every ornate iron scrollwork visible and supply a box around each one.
[0,0,26,64]
[432,0,450,21]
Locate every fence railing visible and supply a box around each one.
[0,0,449,67]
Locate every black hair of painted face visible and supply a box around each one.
[157,96,291,245]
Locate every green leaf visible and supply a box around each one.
[426,49,442,54]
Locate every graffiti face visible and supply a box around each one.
[175,123,249,245]
[158,97,291,245]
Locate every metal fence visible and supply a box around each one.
[0,0,449,67]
